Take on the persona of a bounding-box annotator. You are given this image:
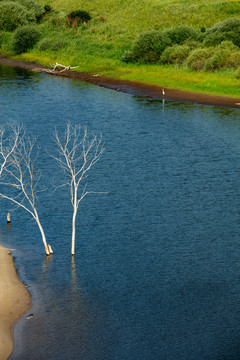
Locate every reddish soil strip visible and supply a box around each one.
[0,55,239,108]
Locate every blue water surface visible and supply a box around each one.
[0,65,240,360]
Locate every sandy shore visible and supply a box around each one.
[0,245,31,360]
[0,55,239,108]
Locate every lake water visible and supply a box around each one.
[0,64,240,360]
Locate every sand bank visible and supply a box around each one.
[0,56,239,108]
[0,245,31,360]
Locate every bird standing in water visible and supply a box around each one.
[162,88,165,97]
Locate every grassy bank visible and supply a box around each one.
[1,0,240,97]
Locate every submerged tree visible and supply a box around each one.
[53,123,105,256]
[0,124,20,177]
[0,129,52,256]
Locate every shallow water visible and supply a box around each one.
[0,65,240,359]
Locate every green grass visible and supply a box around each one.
[1,0,240,97]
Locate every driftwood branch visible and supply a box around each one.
[50,63,79,73]
[33,63,79,74]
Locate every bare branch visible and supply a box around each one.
[0,193,35,218]
[50,63,79,73]
[53,123,105,255]
[0,123,21,177]
[0,127,50,255]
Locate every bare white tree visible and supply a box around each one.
[0,124,20,177]
[53,123,105,256]
[0,131,52,256]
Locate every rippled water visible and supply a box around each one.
[0,65,240,359]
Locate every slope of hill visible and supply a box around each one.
[1,0,240,97]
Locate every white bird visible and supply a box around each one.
[162,88,165,97]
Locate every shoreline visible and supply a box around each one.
[0,245,31,360]
[0,55,239,108]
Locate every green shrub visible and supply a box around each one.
[160,44,190,64]
[126,30,171,63]
[218,40,239,51]
[0,31,12,51]
[11,24,40,53]
[37,38,51,50]
[204,50,228,71]
[121,50,133,63]
[38,37,66,51]
[196,32,206,43]
[69,10,91,21]
[236,67,240,79]
[224,51,240,68]
[44,4,52,13]
[66,10,91,28]
[203,41,240,70]
[165,25,200,45]
[209,17,240,33]
[187,48,213,70]
[183,39,201,49]
[203,32,227,47]
[13,0,45,22]
[0,1,28,31]
[204,17,240,47]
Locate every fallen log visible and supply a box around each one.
[32,63,79,74]
[50,63,79,73]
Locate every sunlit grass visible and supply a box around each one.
[1,0,240,97]
[14,51,240,97]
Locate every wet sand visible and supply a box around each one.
[0,55,239,108]
[0,245,31,360]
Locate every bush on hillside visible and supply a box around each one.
[0,31,12,51]
[204,17,240,47]
[196,32,206,43]
[204,49,229,71]
[11,0,45,22]
[165,25,200,45]
[11,24,40,53]
[183,39,201,49]
[0,1,28,31]
[224,51,240,68]
[218,40,239,51]
[203,32,227,47]
[208,17,240,33]
[121,50,133,63]
[38,37,67,51]
[124,30,171,63]
[187,48,213,70]
[236,67,240,78]
[44,4,52,13]
[160,44,190,64]
[204,41,240,70]
[66,10,91,28]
